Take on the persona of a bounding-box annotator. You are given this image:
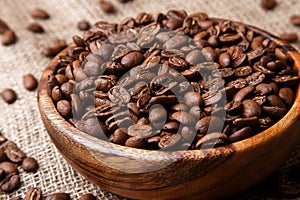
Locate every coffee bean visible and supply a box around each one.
[170,112,195,125]
[121,51,144,68]
[232,85,254,102]
[110,128,128,145]
[23,74,38,91]
[5,142,26,163]
[22,157,39,172]
[183,92,203,107]
[56,100,72,117]
[125,137,147,148]
[279,87,295,106]
[195,132,227,149]
[30,8,49,19]
[77,20,91,31]
[280,32,298,43]
[1,88,17,104]
[233,116,259,127]
[158,133,182,150]
[234,66,253,77]
[260,0,277,10]
[290,15,300,26]
[0,161,18,175]
[99,0,116,14]
[1,174,20,193]
[78,194,96,200]
[44,193,71,200]
[0,18,10,34]
[25,187,42,200]
[27,22,44,33]
[242,99,262,117]
[1,30,17,46]
[149,106,167,122]
[128,124,153,138]
[228,126,252,143]
[195,116,224,135]
[219,52,231,67]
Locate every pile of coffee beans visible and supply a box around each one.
[47,10,299,151]
[0,132,39,193]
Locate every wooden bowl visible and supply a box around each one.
[38,20,300,200]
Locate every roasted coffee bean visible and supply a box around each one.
[228,126,252,143]
[195,116,224,135]
[51,86,63,101]
[242,99,262,117]
[137,117,150,125]
[125,137,147,148]
[195,132,227,149]
[5,142,26,163]
[121,51,144,68]
[78,194,97,200]
[0,161,18,174]
[77,20,91,31]
[128,124,153,138]
[234,66,252,77]
[149,106,167,122]
[163,34,188,49]
[1,88,17,104]
[280,32,298,43]
[23,74,38,91]
[1,30,17,46]
[171,103,188,112]
[44,193,71,200]
[99,0,116,14]
[219,52,231,67]
[95,75,116,92]
[22,157,39,172]
[246,72,265,86]
[255,83,275,95]
[30,8,50,19]
[25,187,42,200]
[110,128,128,145]
[27,22,44,33]
[233,116,259,127]
[158,134,182,150]
[1,174,20,193]
[290,15,300,26]
[162,122,179,133]
[0,18,10,34]
[272,75,299,87]
[260,0,277,10]
[232,85,254,102]
[185,50,203,66]
[183,92,203,107]
[56,100,72,117]
[170,112,195,125]
[279,87,295,106]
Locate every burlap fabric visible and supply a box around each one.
[0,0,299,199]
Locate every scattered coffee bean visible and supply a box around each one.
[77,20,91,31]
[29,8,50,19]
[99,0,116,14]
[49,10,299,150]
[1,174,20,193]
[23,74,38,91]
[280,32,298,43]
[118,0,133,3]
[0,18,10,34]
[1,88,17,104]
[260,0,277,10]
[27,22,44,33]
[1,29,17,46]
[22,157,39,172]
[78,193,97,200]
[44,192,71,200]
[290,15,300,26]
[25,187,42,200]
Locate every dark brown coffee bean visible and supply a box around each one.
[162,122,179,133]
[225,101,242,115]
[99,0,116,14]
[169,55,189,71]
[234,66,253,77]
[260,0,277,10]
[219,52,231,67]
[27,22,44,33]
[185,50,203,66]
[1,174,20,193]
[128,124,153,138]
[246,72,265,86]
[272,75,299,87]
[180,126,195,142]
[0,161,18,174]
[44,193,71,200]
[1,30,17,46]
[227,78,247,89]
[51,86,63,102]
[30,8,50,19]
[72,35,86,48]
[219,33,241,44]
[95,75,116,92]
[149,107,167,122]
[56,100,72,117]
[290,15,300,26]
[5,142,26,163]
[228,126,252,143]
[60,81,74,99]
[201,47,217,61]
[255,83,275,95]
[280,32,298,43]
[121,51,144,68]
[170,112,195,125]
[171,103,188,112]
[1,88,17,104]
[233,116,259,127]
[55,74,68,85]
[23,74,38,91]
[183,92,203,107]
[251,36,264,49]
[78,194,96,200]
[137,117,149,125]
[232,85,254,102]
[279,87,295,106]
[262,106,287,118]
[242,99,262,117]
[195,116,224,135]
[212,68,234,79]
[110,128,128,145]
[22,157,39,172]
[77,20,91,31]
[196,132,227,149]
[275,48,289,62]
[163,34,188,49]
[267,95,287,109]
[158,134,182,150]
[125,137,147,148]
[25,187,42,200]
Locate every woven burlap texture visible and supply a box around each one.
[0,0,299,199]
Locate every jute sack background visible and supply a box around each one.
[0,0,299,199]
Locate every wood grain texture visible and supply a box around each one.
[38,20,300,200]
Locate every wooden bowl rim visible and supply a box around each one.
[38,18,300,161]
